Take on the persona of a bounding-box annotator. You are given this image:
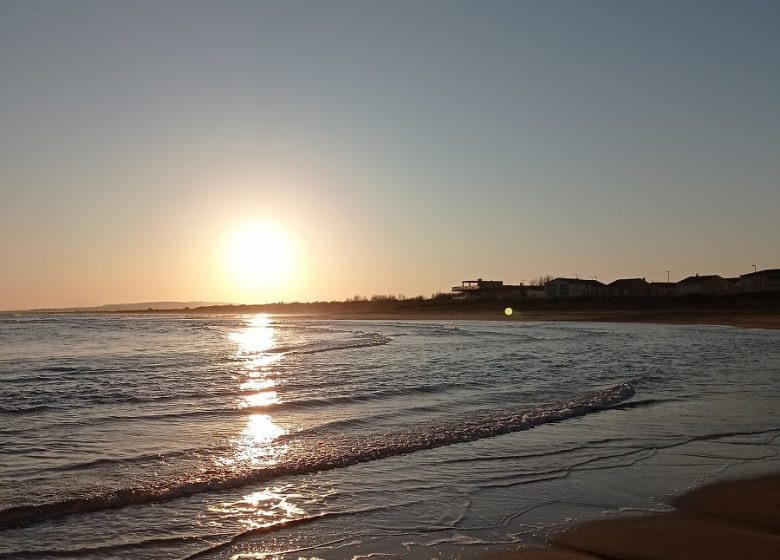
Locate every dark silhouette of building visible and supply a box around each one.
[451,279,522,299]
[545,278,606,299]
[739,269,780,293]
[606,278,652,297]
[675,274,732,296]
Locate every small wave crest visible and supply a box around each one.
[269,333,392,356]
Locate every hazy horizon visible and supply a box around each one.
[2,1,778,310]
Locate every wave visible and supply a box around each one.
[0,387,242,416]
[0,383,634,530]
[3,380,490,424]
[272,381,475,410]
[184,501,407,560]
[0,334,390,417]
[0,533,232,559]
[42,446,215,473]
[268,333,392,355]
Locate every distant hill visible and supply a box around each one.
[23,301,230,313]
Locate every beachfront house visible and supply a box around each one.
[674,274,732,296]
[739,269,780,293]
[606,278,652,297]
[451,279,522,299]
[545,278,606,299]
[650,282,675,297]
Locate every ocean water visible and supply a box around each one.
[1,314,779,559]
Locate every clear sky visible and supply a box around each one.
[1,0,778,309]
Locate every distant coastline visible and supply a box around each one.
[12,292,780,330]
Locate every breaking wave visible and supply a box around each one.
[0,383,634,530]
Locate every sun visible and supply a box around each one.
[225,221,296,298]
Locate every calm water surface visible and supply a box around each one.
[0,314,778,559]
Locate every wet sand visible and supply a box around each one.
[493,474,780,560]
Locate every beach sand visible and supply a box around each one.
[491,474,780,560]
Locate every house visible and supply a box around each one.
[650,282,675,297]
[451,279,522,299]
[674,274,732,296]
[606,278,652,297]
[739,269,780,293]
[545,278,606,299]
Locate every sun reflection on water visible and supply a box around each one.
[208,485,305,530]
[216,314,311,536]
[240,391,281,408]
[229,314,276,355]
[243,353,283,372]
[232,414,287,465]
[225,315,288,468]
[240,378,276,391]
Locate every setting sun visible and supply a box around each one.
[224,221,297,300]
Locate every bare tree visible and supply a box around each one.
[529,275,554,286]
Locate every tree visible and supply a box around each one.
[529,275,554,286]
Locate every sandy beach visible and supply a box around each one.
[493,474,780,560]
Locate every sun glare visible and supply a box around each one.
[225,221,296,299]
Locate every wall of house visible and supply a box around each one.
[740,272,780,292]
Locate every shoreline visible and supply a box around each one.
[20,308,780,330]
[10,292,780,330]
[493,473,780,560]
[273,310,780,330]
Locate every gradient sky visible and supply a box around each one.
[1,0,778,309]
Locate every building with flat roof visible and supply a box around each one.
[451,279,522,299]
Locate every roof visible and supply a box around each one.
[548,278,605,287]
[677,275,725,284]
[740,269,780,278]
[607,278,648,288]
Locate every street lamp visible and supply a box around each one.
[666,270,670,283]
[753,265,757,273]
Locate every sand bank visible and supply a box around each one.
[492,474,780,560]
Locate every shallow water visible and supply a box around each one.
[1,314,778,559]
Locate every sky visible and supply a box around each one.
[1,0,778,309]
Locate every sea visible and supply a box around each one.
[1,313,779,559]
